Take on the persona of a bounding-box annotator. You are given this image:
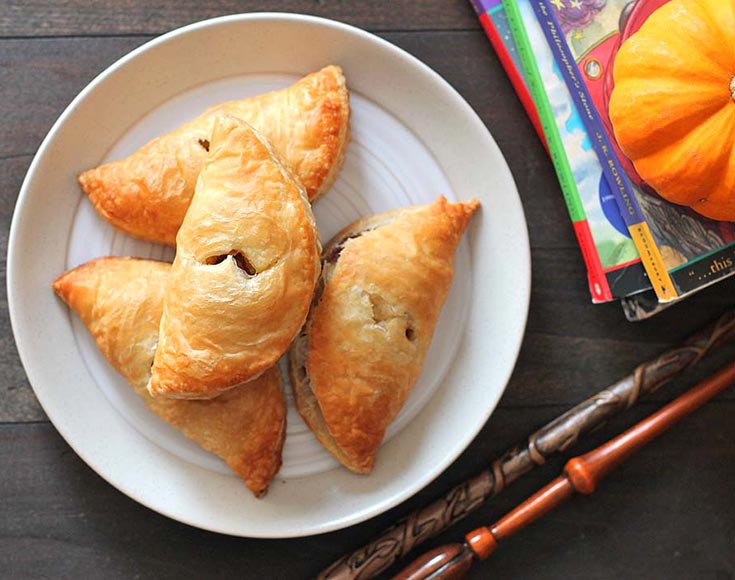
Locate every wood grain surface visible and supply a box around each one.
[1,1,734,578]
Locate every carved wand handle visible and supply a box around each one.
[394,360,735,580]
[318,311,735,580]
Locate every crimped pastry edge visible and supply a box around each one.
[287,211,399,474]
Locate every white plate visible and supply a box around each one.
[8,13,530,537]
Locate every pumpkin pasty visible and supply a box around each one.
[53,257,286,498]
[149,115,321,400]
[289,197,479,474]
[79,65,350,246]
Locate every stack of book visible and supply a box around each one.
[471,0,735,320]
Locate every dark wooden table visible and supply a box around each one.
[2,2,734,578]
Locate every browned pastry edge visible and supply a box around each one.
[288,211,399,473]
[52,256,286,497]
[307,65,351,202]
[288,332,370,473]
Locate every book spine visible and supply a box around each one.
[474,6,547,148]
[502,0,612,302]
[529,0,677,302]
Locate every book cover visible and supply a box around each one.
[531,0,735,302]
[491,0,649,301]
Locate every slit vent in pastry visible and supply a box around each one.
[148,114,321,400]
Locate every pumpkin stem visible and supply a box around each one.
[731,76,735,103]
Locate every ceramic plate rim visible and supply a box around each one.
[7,12,530,538]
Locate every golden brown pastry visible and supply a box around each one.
[148,114,321,400]
[289,196,479,474]
[79,65,350,246]
[52,257,286,497]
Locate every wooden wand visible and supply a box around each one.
[393,359,735,579]
[318,311,735,580]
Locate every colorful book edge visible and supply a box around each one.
[493,0,651,302]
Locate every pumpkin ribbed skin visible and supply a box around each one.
[609,0,735,221]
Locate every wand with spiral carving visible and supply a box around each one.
[393,359,735,579]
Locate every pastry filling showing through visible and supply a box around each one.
[205,251,257,275]
[294,230,369,437]
[297,222,417,425]
[291,329,353,467]
[324,232,363,265]
[197,138,210,152]
[314,230,367,306]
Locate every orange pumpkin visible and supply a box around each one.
[609,0,735,221]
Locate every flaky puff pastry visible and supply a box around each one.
[289,197,480,474]
[148,115,321,400]
[78,65,349,246]
[52,257,286,497]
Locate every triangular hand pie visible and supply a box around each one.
[149,115,321,400]
[53,257,286,498]
[78,65,349,246]
[289,197,479,474]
